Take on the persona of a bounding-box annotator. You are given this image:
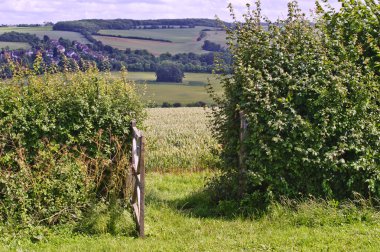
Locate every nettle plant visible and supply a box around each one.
[210,0,380,205]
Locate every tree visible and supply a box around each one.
[43,35,50,43]
[317,0,380,75]
[202,40,223,52]
[155,63,184,83]
[209,0,380,205]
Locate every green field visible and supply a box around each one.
[94,35,205,55]
[0,26,90,44]
[114,71,222,104]
[0,41,30,50]
[98,26,207,43]
[95,26,227,55]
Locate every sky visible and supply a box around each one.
[0,0,341,25]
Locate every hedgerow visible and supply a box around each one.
[209,0,380,206]
[0,55,145,232]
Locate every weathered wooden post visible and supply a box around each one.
[130,120,145,238]
[238,111,248,199]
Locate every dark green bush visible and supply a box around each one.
[0,55,145,230]
[155,62,184,83]
[209,1,380,205]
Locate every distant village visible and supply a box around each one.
[0,38,108,66]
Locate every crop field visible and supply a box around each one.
[98,26,207,43]
[0,41,30,50]
[0,26,90,44]
[205,30,227,45]
[112,71,222,104]
[95,26,227,55]
[94,35,205,55]
[145,108,218,171]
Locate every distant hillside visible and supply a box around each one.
[53,19,230,33]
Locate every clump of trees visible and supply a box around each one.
[0,32,40,46]
[155,62,184,82]
[209,0,380,208]
[202,40,224,52]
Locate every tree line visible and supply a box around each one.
[53,18,229,33]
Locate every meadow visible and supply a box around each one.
[95,26,227,55]
[0,26,90,44]
[1,108,379,251]
[113,71,222,105]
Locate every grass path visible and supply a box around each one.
[4,172,379,251]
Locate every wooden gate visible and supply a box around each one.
[130,120,145,237]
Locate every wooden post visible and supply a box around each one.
[130,120,145,238]
[139,135,145,238]
[238,111,248,199]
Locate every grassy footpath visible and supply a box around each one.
[2,172,379,251]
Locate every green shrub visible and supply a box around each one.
[209,1,380,205]
[155,62,184,83]
[0,149,91,227]
[0,55,145,230]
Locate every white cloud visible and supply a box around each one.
[0,0,341,25]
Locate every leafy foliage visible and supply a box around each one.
[318,0,380,75]
[155,62,184,82]
[202,40,224,52]
[0,55,145,230]
[209,0,380,204]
